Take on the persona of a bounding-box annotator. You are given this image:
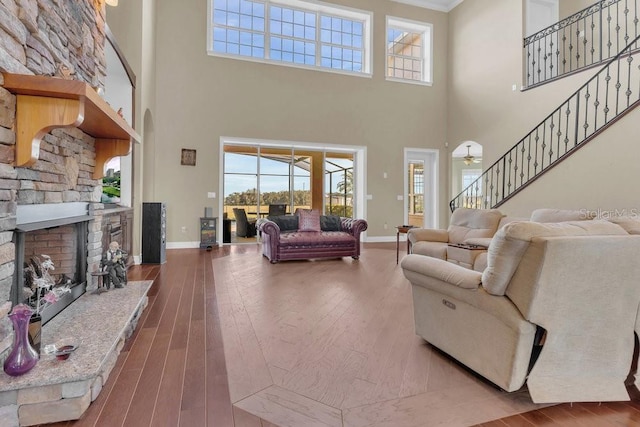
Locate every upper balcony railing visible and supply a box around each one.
[451,34,640,212]
[524,0,640,88]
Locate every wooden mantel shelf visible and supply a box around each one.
[1,73,141,179]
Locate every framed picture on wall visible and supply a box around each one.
[181,149,196,166]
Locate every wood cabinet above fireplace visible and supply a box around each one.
[1,73,141,179]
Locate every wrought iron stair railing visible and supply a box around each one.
[450,34,640,212]
[525,0,640,88]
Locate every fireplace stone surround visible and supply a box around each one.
[0,1,148,423]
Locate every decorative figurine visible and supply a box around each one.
[102,241,127,289]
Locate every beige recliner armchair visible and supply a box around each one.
[401,220,640,403]
[408,208,504,270]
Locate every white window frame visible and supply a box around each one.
[207,0,373,77]
[386,16,433,85]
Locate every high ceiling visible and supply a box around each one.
[389,0,464,12]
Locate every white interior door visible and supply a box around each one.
[404,148,438,229]
[526,0,560,84]
[526,0,559,36]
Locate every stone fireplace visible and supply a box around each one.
[0,1,147,425]
[0,0,141,362]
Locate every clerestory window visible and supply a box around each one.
[209,0,372,76]
[386,17,432,85]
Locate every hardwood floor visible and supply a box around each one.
[44,243,640,426]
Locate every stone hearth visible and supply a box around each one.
[0,280,152,426]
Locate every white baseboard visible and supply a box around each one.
[164,238,401,247]
[166,241,201,249]
[364,236,405,243]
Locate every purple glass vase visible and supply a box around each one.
[3,304,39,376]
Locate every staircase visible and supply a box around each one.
[450,3,640,213]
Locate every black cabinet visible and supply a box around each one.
[223,218,232,243]
[142,202,166,264]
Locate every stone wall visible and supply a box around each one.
[0,0,109,369]
[0,0,106,84]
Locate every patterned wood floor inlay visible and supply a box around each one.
[46,244,640,427]
[214,248,547,427]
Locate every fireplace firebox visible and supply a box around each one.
[12,203,92,325]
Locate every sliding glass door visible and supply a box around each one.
[223,144,358,243]
[260,148,292,215]
[325,154,353,217]
[224,146,258,222]
[292,153,311,212]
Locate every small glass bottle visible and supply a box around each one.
[3,304,39,376]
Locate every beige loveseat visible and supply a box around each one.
[401,220,640,403]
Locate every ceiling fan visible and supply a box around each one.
[463,145,482,165]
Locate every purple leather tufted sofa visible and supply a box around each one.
[257,216,368,263]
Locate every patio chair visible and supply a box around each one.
[268,204,287,217]
[233,208,257,238]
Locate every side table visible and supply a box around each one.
[396,225,415,264]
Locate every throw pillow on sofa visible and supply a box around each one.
[298,209,321,232]
[320,215,341,231]
[268,215,298,232]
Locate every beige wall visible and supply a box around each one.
[107,0,640,245]
[149,0,450,242]
[107,0,157,260]
[448,0,640,219]
[559,0,594,19]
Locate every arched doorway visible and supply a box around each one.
[451,141,483,208]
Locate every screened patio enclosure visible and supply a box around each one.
[223,145,354,242]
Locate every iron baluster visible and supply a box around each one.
[626,54,634,107]
[533,41,542,81]
[604,67,611,123]
[594,75,601,130]
[527,134,532,181]
[583,87,591,139]
[625,0,630,46]
[581,16,586,68]
[484,174,490,209]
[548,115,555,164]
[513,145,519,191]
[507,151,513,196]
[520,141,526,187]
[534,128,539,174]
[574,89,581,147]
[608,3,613,58]
[555,109,562,160]
[615,54,622,114]
[540,123,547,170]
[600,2,604,63]
[591,12,596,65]
[564,101,570,153]
[496,162,502,206]
[563,28,567,74]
